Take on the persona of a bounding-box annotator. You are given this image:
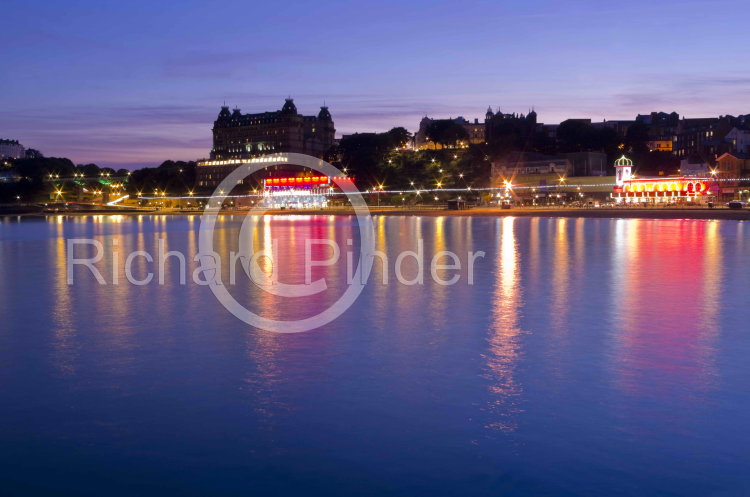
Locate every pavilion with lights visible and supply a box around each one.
[260,174,333,209]
[612,156,716,204]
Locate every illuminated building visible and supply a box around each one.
[210,98,334,160]
[0,139,25,159]
[197,98,335,189]
[260,174,333,209]
[647,139,673,152]
[716,152,750,200]
[614,155,633,186]
[613,155,715,203]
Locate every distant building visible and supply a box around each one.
[491,152,573,177]
[210,98,335,160]
[647,139,673,152]
[673,116,734,162]
[725,127,750,154]
[538,123,559,139]
[491,151,605,179]
[198,98,335,189]
[716,152,750,179]
[636,112,680,127]
[484,107,538,145]
[715,152,750,200]
[592,119,634,138]
[563,152,608,176]
[0,139,25,159]
[679,158,710,177]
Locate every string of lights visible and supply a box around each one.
[138,178,750,201]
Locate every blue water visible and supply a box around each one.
[0,214,748,496]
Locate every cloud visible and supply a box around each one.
[611,73,750,118]
[0,103,213,167]
[161,49,329,79]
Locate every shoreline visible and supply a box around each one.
[5,206,750,221]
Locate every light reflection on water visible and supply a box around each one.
[485,217,524,432]
[0,214,749,496]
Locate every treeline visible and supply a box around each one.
[0,156,197,202]
[0,157,124,202]
[333,127,491,191]
[127,160,196,196]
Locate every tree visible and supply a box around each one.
[78,163,102,176]
[557,120,620,155]
[385,127,412,149]
[128,161,196,195]
[337,133,389,185]
[0,157,77,202]
[455,144,492,188]
[634,150,680,177]
[426,120,468,148]
[625,121,650,156]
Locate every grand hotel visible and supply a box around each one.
[196,98,335,189]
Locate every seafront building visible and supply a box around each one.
[197,98,335,189]
[489,155,727,205]
[611,156,715,204]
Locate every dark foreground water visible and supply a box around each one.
[0,214,748,496]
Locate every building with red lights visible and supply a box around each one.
[612,155,716,204]
[261,174,332,209]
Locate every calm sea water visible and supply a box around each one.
[1,214,748,496]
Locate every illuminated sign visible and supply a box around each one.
[264,176,330,188]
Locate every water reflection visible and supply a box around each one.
[550,218,570,331]
[611,220,720,421]
[485,217,524,432]
[52,219,77,376]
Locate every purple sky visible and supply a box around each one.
[2,0,748,169]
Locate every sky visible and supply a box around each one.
[1,0,748,169]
